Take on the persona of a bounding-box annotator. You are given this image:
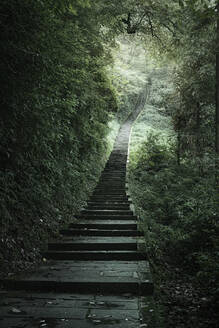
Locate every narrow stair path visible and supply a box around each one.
[0,108,155,327]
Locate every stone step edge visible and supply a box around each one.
[69,223,137,230]
[0,280,153,296]
[60,229,143,236]
[48,242,138,251]
[76,215,137,219]
[42,251,146,261]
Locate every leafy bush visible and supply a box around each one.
[128,133,219,296]
[0,0,119,276]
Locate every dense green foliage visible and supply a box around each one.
[129,134,218,324]
[130,134,218,278]
[0,0,119,274]
[127,1,219,325]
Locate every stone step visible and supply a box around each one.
[43,250,146,261]
[101,170,126,173]
[95,183,126,188]
[105,163,126,165]
[100,174,126,178]
[1,261,153,295]
[91,196,128,200]
[90,195,129,199]
[60,229,143,237]
[104,169,126,172]
[0,292,155,328]
[69,222,137,230]
[104,167,126,171]
[98,179,126,183]
[77,215,137,220]
[100,174,126,177]
[81,210,133,216]
[86,204,130,210]
[105,163,126,167]
[89,198,130,203]
[97,181,126,185]
[93,190,127,196]
[48,238,138,251]
[97,182,126,187]
[93,190,127,195]
[87,201,131,205]
[93,191,127,195]
[100,170,125,173]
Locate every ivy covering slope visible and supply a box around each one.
[0,0,118,276]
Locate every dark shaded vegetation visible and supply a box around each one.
[129,135,218,327]
[0,0,118,276]
[128,1,219,325]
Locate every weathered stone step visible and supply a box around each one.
[100,170,125,173]
[60,229,143,237]
[87,201,131,205]
[94,188,127,193]
[104,166,126,169]
[48,239,137,251]
[105,163,126,165]
[101,170,126,173]
[70,219,136,224]
[105,162,127,166]
[89,198,130,204]
[86,204,130,210]
[98,178,126,182]
[1,261,153,295]
[97,182,126,187]
[105,154,126,157]
[81,210,133,216]
[92,194,127,198]
[97,179,125,183]
[43,250,146,261]
[90,195,129,200]
[69,222,137,230]
[77,215,137,220]
[95,183,125,188]
[0,292,156,328]
[93,190,127,195]
[100,174,126,178]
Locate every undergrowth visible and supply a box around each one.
[128,132,219,327]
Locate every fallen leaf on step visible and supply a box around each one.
[9,307,27,315]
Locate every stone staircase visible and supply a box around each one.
[40,122,153,294]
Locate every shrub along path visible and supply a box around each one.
[0,108,155,327]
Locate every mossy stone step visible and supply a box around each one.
[81,210,133,216]
[69,222,137,230]
[76,215,137,220]
[42,250,146,261]
[48,240,138,251]
[60,229,143,237]
[1,261,153,295]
